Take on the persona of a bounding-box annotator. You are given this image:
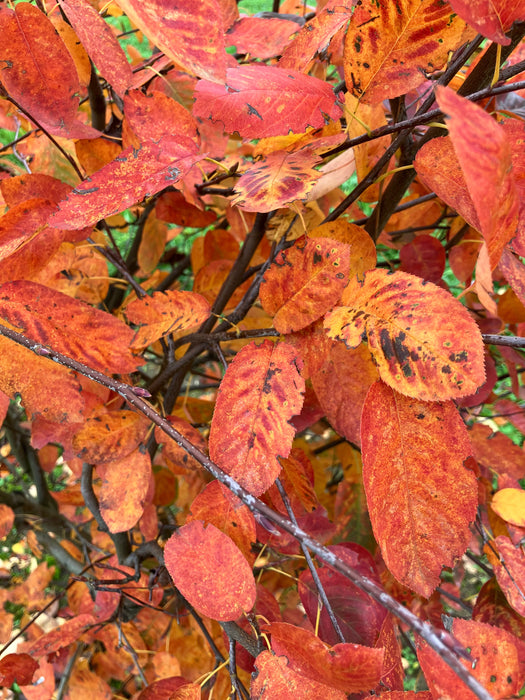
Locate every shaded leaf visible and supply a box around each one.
[468,423,525,480]
[399,235,446,285]
[156,190,217,227]
[164,520,256,621]
[209,341,304,496]
[343,0,472,104]
[227,17,299,60]
[125,290,210,349]
[58,0,133,97]
[124,90,199,147]
[49,138,202,230]
[324,269,485,401]
[437,86,519,268]
[73,409,150,464]
[0,654,38,687]
[251,651,347,699]
[114,0,228,82]
[27,614,96,658]
[155,415,208,472]
[473,577,525,641]
[232,150,323,212]
[361,381,477,597]
[193,65,343,139]
[493,536,525,617]
[260,236,350,334]
[0,505,14,540]
[98,447,152,533]
[0,281,139,374]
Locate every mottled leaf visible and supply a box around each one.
[27,614,96,658]
[0,281,139,374]
[114,0,228,82]
[227,17,299,60]
[209,341,304,496]
[58,0,133,97]
[164,520,256,621]
[124,90,199,147]
[437,86,519,268]
[260,236,350,334]
[343,0,472,104]
[493,536,525,617]
[232,150,323,212]
[50,138,202,230]
[361,381,478,596]
[98,447,152,533]
[73,409,150,464]
[193,65,343,139]
[0,654,38,687]
[324,269,485,401]
[125,290,210,349]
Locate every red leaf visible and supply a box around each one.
[436,86,519,268]
[73,409,150,464]
[493,536,525,617]
[27,614,95,658]
[193,65,343,139]
[0,505,15,540]
[125,290,211,349]
[0,281,139,374]
[57,0,133,97]
[209,341,304,496]
[361,381,478,597]
[49,139,202,230]
[227,17,299,60]
[448,0,525,44]
[164,520,256,621]
[260,236,350,334]
[114,0,229,83]
[0,654,38,687]
[399,235,446,284]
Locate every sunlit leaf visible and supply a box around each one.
[491,488,525,527]
[209,341,304,496]
[164,520,256,621]
[260,236,350,334]
[361,381,477,597]
[193,65,343,139]
[448,0,525,44]
[324,269,485,401]
[0,654,38,687]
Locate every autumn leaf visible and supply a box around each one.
[125,290,211,349]
[164,520,256,621]
[448,0,525,44]
[492,536,525,617]
[209,341,305,496]
[324,269,486,401]
[436,86,519,268]
[361,381,478,597]
[491,488,525,527]
[343,0,472,104]
[260,236,350,334]
[73,409,150,464]
[193,64,343,139]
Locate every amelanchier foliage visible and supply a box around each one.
[0,0,524,698]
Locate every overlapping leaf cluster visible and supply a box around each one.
[0,0,524,698]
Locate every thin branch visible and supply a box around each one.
[0,323,495,700]
[482,335,525,348]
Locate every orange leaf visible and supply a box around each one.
[343,0,472,104]
[232,150,322,212]
[27,614,96,658]
[124,90,200,147]
[227,17,299,60]
[267,622,384,693]
[260,236,351,334]
[57,0,133,97]
[492,488,525,527]
[125,290,210,349]
[324,269,485,401]
[0,335,85,423]
[448,0,525,44]
[164,520,256,621]
[308,220,377,276]
[0,281,139,374]
[436,86,519,268]
[251,651,347,699]
[50,139,202,230]
[193,65,343,139]
[98,447,152,533]
[114,0,228,82]
[73,409,150,464]
[493,536,525,617]
[468,423,525,480]
[154,415,208,472]
[361,381,478,597]
[417,618,525,699]
[0,3,97,138]
[0,505,14,540]
[138,678,199,700]
[187,480,256,564]
[209,340,304,496]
